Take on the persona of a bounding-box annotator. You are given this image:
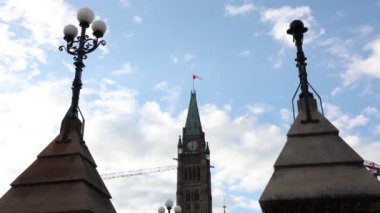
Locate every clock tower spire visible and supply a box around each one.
[176,90,212,213]
[184,90,202,135]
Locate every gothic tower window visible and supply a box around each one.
[197,166,200,180]
[185,167,187,180]
[192,166,195,180]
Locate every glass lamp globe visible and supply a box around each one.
[63,24,78,42]
[77,7,95,26]
[165,199,174,209]
[174,206,182,213]
[158,206,165,213]
[92,20,107,38]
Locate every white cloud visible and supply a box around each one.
[0,0,75,46]
[239,50,250,56]
[355,25,373,36]
[0,23,45,72]
[202,104,285,193]
[99,45,110,56]
[170,52,196,64]
[225,3,256,16]
[62,60,75,73]
[119,0,130,8]
[319,37,352,60]
[27,63,41,80]
[355,142,380,164]
[253,32,261,37]
[132,15,143,24]
[170,54,179,64]
[260,6,324,47]
[363,106,379,116]
[331,86,342,96]
[318,37,368,89]
[248,106,266,115]
[112,63,133,75]
[332,10,346,20]
[324,102,369,133]
[231,196,261,211]
[0,0,75,76]
[154,81,181,112]
[268,47,285,68]
[313,25,380,90]
[123,32,135,39]
[373,125,380,135]
[247,103,272,116]
[341,39,380,86]
[183,52,195,62]
[280,108,292,123]
[102,78,116,85]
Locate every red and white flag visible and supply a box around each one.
[192,74,202,80]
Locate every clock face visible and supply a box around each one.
[187,141,198,151]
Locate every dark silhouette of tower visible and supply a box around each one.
[0,8,115,212]
[259,20,380,213]
[176,90,212,213]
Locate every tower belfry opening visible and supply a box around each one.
[176,90,212,213]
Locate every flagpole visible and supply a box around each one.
[192,74,195,91]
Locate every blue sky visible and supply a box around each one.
[1,0,380,212]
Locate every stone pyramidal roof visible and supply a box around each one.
[0,116,116,213]
[259,96,380,212]
[260,20,380,212]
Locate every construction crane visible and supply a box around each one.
[101,160,379,180]
[101,165,177,180]
[223,197,227,213]
[364,160,380,177]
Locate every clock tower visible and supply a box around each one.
[176,90,212,213]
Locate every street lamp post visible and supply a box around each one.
[59,7,107,143]
[286,20,318,123]
[158,199,182,213]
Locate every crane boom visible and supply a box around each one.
[101,160,379,181]
[101,165,177,180]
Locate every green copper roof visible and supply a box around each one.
[184,90,202,135]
